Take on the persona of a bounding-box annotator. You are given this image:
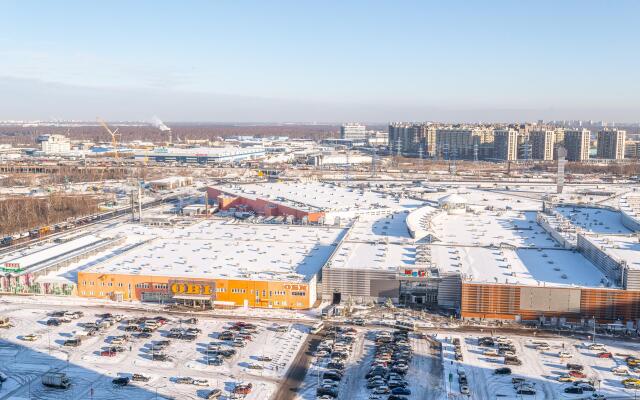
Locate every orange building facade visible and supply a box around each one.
[461,282,640,322]
[77,271,314,309]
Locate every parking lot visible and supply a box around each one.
[0,303,308,399]
[294,325,444,400]
[440,331,640,399]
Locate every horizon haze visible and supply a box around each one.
[1,0,639,122]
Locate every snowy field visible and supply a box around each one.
[440,332,640,399]
[0,303,309,400]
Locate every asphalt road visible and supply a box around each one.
[272,333,320,400]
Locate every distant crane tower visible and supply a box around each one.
[556,146,567,194]
[97,118,121,160]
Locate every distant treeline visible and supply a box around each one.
[0,123,345,145]
[0,194,101,236]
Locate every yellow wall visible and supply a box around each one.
[77,271,312,309]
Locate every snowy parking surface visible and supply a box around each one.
[295,327,444,400]
[440,332,640,399]
[0,303,308,400]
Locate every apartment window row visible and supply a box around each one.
[291,291,306,296]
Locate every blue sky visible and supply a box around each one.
[1,0,639,122]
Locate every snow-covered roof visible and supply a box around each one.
[211,181,424,213]
[438,193,467,206]
[584,234,640,271]
[81,219,345,282]
[432,245,613,288]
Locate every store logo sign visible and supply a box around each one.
[168,280,215,297]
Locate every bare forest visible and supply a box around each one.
[0,194,101,236]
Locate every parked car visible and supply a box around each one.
[131,374,150,382]
[460,384,470,395]
[517,387,536,395]
[205,388,222,399]
[63,339,82,347]
[21,334,40,341]
[494,367,512,375]
[565,386,584,394]
[112,377,130,386]
[234,382,253,395]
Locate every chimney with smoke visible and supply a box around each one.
[151,116,172,145]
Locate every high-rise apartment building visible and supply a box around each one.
[388,123,434,157]
[340,123,367,140]
[625,140,640,160]
[493,129,519,161]
[435,128,484,160]
[564,129,591,161]
[529,130,555,161]
[597,129,626,160]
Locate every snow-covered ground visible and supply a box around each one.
[438,332,640,399]
[0,303,309,400]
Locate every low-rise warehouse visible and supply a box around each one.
[207,180,422,224]
[77,219,344,309]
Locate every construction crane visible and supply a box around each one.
[97,118,121,160]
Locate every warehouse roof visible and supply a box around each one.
[556,206,632,234]
[430,209,555,248]
[0,234,112,274]
[212,181,423,213]
[584,234,640,271]
[431,245,612,288]
[81,219,345,282]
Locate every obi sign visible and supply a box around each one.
[168,280,216,299]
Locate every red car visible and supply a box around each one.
[100,350,116,357]
[234,383,253,395]
[568,370,586,378]
[597,352,613,358]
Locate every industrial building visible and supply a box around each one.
[76,219,345,309]
[4,179,640,324]
[340,123,367,140]
[37,134,71,154]
[133,146,266,164]
[207,181,422,225]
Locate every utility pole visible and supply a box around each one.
[138,184,142,223]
